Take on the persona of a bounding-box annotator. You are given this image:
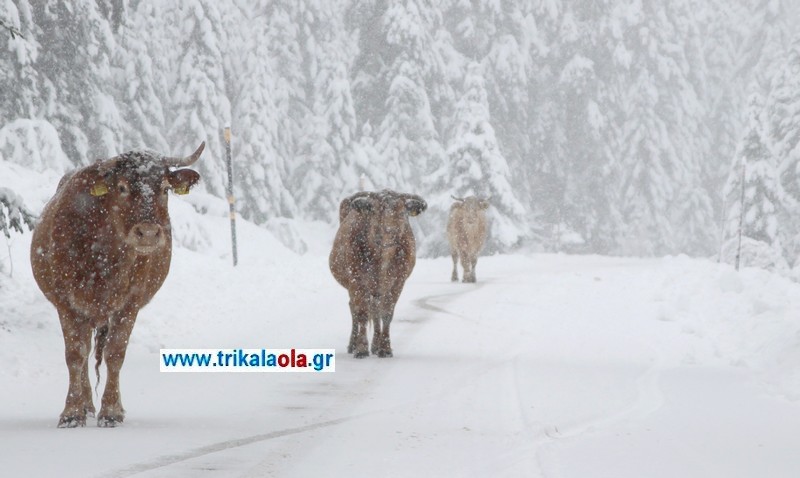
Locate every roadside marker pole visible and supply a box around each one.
[735,157,746,272]
[223,126,238,266]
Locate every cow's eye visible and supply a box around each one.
[118,183,129,195]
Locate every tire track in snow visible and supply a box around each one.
[413,272,669,474]
[98,413,373,478]
[539,359,666,442]
[407,279,494,330]
[100,278,489,477]
[410,279,489,318]
[413,269,668,473]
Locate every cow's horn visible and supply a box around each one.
[163,142,205,167]
[451,195,465,201]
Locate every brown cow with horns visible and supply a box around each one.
[30,143,205,427]
[448,195,490,283]
[329,189,427,358]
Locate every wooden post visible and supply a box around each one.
[223,127,238,266]
[735,157,746,272]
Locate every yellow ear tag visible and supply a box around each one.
[173,184,189,195]
[409,209,419,216]
[90,182,109,196]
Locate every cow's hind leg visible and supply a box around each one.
[371,314,381,355]
[451,251,459,282]
[370,296,385,356]
[376,315,393,357]
[348,293,370,358]
[57,309,92,428]
[98,309,138,427]
[375,292,399,358]
[347,299,358,354]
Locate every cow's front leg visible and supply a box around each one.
[57,308,93,428]
[451,251,459,282]
[460,253,474,283]
[466,254,478,283]
[98,309,138,427]
[348,292,370,358]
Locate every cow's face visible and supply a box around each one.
[350,190,427,247]
[460,196,490,223]
[86,152,201,255]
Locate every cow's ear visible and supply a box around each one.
[405,197,427,217]
[351,196,372,213]
[168,169,201,195]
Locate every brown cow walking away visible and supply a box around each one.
[30,143,204,427]
[448,195,490,283]
[329,190,427,358]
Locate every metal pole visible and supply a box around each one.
[223,126,238,266]
[735,157,746,271]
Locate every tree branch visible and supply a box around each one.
[0,17,24,40]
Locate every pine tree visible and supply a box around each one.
[0,0,39,121]
[738,0,798,92]
[113,4,168,152]
[348,0,450,193]
[351,121,381,191]
[767,36,800,203]
[346,0,391,136]
[723,91,783,267]
[699,0,749,248]
[265,0,309,185]
[162,0,231,196]
[612,0,714,255]
[765,35,800,265]
[291,0,358,221]
[443,62,526,250]
[29,0,123,164]
[231,3,297,223]
[377,0,449,189]
[542,3,621,252]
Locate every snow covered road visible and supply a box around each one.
[3,234,800,477]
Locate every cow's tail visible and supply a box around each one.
[94,325,108,393]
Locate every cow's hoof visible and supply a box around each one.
[347,344,354,354]
[84,407,96,418]
[354,350,369,359]
[97,415,124,428]
[451,275,458,282]
[57,415,86,428]
[377,350,393,358]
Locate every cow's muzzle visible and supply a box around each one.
[127,223,166,255]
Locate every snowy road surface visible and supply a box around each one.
[3,226,800,477]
